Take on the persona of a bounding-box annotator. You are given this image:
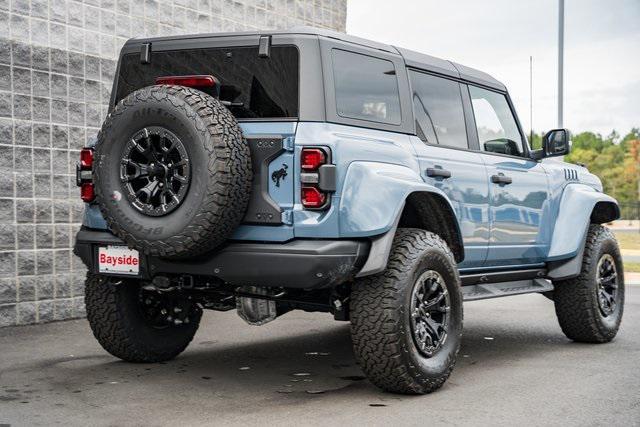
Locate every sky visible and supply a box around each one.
[346,0,640,138]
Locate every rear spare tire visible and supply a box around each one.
[93,85,251,258]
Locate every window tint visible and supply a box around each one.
[333,49,401,125]
[409,71,468,149]
[469,86,524,156]
[115,46,299,119]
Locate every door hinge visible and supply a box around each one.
[281,210,293,225]
[140,42,152,64]
[283,136,295,152]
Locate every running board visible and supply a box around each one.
[462,278,553,302]
[460,268,546,286]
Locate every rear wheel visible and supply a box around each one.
[85,273,202,362]
[553,224,625,343]
[350,228,463,394]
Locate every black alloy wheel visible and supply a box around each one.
[139,287,200,329]
[120,126,191,217]
[596,253,619,317]
[410,270,451,357]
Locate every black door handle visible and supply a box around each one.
[491,174,513,185]
[426,167,452,179]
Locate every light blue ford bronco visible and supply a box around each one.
[74,28,624,394]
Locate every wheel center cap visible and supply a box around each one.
[155,164,168,178]
[149,163,168,179]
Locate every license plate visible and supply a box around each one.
[98,246,140,275]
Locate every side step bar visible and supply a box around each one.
[460,268,546,286]
[462,278,553,302]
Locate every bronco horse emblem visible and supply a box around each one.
[271,164,288,187]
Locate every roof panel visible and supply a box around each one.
[395,47,460,79]
[124,27,505,91]
[451,62,506,91]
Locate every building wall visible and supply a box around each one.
[0,0,347,327]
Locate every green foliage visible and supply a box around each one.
[529,132,542,150]
[530,129,639,203]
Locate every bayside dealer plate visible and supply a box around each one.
[98,246,140,275]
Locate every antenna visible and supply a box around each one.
[530,55,533,144]
[558,0,564,127]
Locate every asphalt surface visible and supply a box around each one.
[1,286,639,427]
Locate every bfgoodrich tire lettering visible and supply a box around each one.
[350,228,463,394]
[553,224,625,343]
[93,85,252,258]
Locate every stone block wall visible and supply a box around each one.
[0,0,347,327]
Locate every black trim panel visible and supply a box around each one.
[243,135,286,225]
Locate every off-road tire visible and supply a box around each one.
[553,224,625,343]
[85,273,202,362]
[350,228,463,394]
[93,85,251,258]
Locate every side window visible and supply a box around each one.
[468,86,524,156]
[332,49,401,125]
[409,70,468,149]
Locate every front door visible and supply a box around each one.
[467,85,551,266]
[408,70,490,269]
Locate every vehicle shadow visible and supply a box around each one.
[27,306,597,406]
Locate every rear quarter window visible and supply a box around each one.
[332,49,401,125]
[114,45,299,120]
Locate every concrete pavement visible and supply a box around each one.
[1,286,639,426]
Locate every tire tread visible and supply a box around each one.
[350,228,462,394]
[553,224,624,343]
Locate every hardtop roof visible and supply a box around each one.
[125,26,506,91]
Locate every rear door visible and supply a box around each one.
[466,85,551,266]
[408,70,490,269]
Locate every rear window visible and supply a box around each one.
[332,49,401,125]
[114,46,299,119]
[409,70,468,149]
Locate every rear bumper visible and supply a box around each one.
[74,227,370,289]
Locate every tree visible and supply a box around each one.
[563,129,639,203]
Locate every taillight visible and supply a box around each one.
[76,147,95,202]
[301,186,326,208]
[80,147,93,169]
[301,148,326,170]
[155,75,218,89]
[80,182,95,202]
[300,147,334,210]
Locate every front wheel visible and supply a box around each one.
[350,228,463,394]
[85,273,202,362]
[553,224,625,343]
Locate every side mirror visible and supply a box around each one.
[542,128,571,157]
[530,128,571,160]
